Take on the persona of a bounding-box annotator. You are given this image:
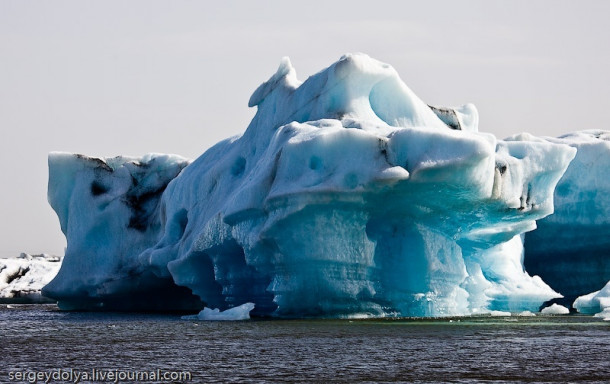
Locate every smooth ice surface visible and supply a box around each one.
[44,54,577,317]
[0,254,61,303]
[540,303,570,315]
[520,131,610,305]
[182,302,255,321]
[573,281,610,321]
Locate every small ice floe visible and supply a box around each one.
[182,302,255,321]
[489,310,512,317]
[517,311,536,317]
[540,303,570,315]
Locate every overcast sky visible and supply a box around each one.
[1,0,609,257]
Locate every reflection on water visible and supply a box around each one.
[1,305,609,383]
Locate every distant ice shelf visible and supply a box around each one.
[41,53,609,318]
[1,253,62,303]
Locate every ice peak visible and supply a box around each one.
[245,53,464,140]
[248,56,299,107]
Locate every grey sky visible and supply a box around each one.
[1,0,609,257]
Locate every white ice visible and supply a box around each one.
[518,311,536,317]
[540,304,570,315]
[489,310,512,317]
[183,302,255,321]
[0,253,61,303]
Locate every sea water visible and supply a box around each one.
[1,305,609,383]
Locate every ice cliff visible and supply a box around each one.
[43,154,203,311]
[521,131,610,308]
[43,54,580,317]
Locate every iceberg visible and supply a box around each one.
[521,131,610,306]
[1,253,62,303]
[43,54,577,317]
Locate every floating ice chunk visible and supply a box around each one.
[540,304,570,315]
[518,311,536,317]
[183,302,255,321]
[489,310,512,317]
[573,281,610,321]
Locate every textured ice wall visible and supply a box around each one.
[43,153,203,311]
[520,131,610,307]
[44,54,576,317]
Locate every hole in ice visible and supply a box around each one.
[368,77,414,127]
[167,209,188,240]
[91,181,109,196]
[231,157,246,176]
[309,156,322,170]
[126,186,167,231]
[495,161,507,175]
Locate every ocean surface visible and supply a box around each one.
[1,305,609,383]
